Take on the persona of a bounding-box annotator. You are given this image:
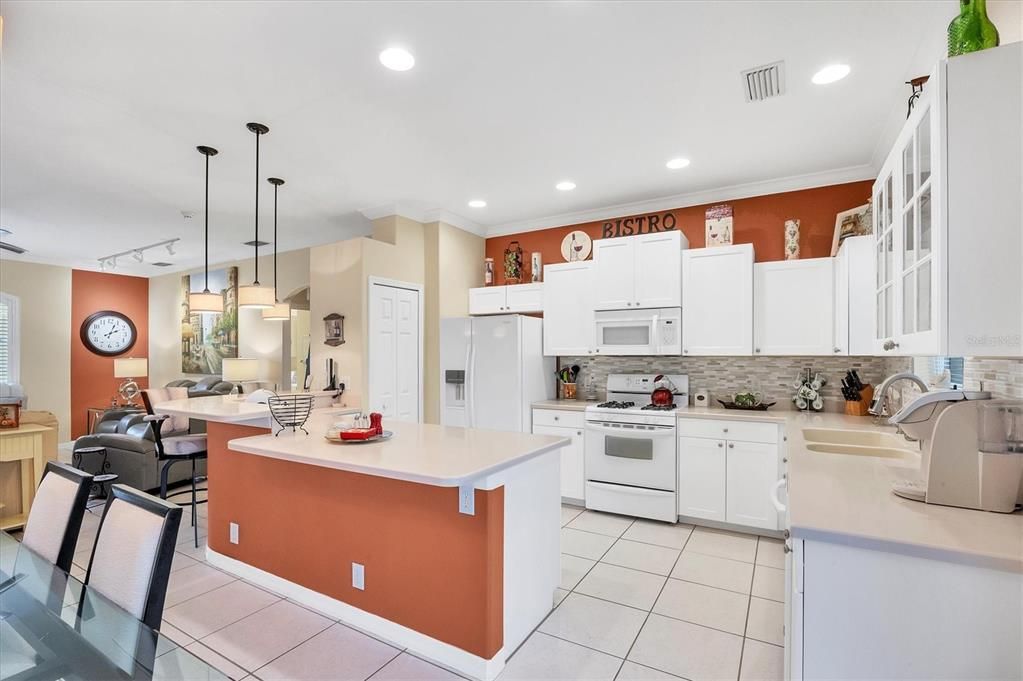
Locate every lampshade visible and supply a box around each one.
[238,284,275,309]
[114,357,148,378]
[222,357,259,382]
[262,301,291,321]
[188,290,223,313]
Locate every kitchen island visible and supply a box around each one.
[180,405,565,681]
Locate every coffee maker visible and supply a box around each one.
[889,390,1023,513]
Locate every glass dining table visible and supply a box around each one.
[0,530,226,681]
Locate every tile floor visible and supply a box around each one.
[67,503,785,681]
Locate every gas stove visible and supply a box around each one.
[584,373,687,523]
[585,373,689,426]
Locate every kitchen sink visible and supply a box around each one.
[804,443,916,460]
[801,428,907,449]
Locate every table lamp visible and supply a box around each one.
[114,357,148,404]
[222,358,259,396]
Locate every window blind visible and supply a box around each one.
[0,297,10,384]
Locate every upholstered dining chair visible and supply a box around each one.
[20,462,94,573]
[83,484,181,631]
[140,389,208,548]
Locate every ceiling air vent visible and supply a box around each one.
[741,61,785,102]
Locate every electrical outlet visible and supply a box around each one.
[352,562,365,590]
[229,522,239,544]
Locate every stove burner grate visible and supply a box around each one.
[596,400,636,409]
[641,403,678,411]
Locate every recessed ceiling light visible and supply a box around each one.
[666,158,691,170]
[468,199,487,208]
[379,47,415,72]
[812,64,850,85]
[556,181,576,191]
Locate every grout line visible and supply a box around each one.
[530,630,626,662]
[363,649,405,680]
[617,524,694,667]
[241,617,336,676]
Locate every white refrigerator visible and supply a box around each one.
[440,315,555,432]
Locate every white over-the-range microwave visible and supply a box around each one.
[594,307,681,356]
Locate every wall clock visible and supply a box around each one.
[80,310,137,356]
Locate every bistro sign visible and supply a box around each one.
[601,211,677,238]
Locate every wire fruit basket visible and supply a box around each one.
[267,394,315,435]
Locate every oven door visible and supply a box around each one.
[585,421,677,491]
[594,312,656,355]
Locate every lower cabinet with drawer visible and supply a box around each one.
[677,418,782,531]
[531,408,585,502]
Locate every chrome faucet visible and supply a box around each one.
[868,372,929,418]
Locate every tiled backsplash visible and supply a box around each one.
[559,355,894,411]
[962,358,1023,399]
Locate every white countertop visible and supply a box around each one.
[226,410,569,487]
[154,395,274,424]
[537,401,1021,571]
[531,399,601,412]
[674,406,1023,572]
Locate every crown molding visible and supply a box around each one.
[483,164,877,238]
[358,203,484,237]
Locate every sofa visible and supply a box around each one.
[70,379,232,492]
[164,375,236,397]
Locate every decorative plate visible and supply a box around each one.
[324,430,394,444]
[560,230,592,262]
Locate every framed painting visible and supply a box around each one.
[181,266,238,374]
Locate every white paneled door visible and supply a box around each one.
[369,281,422,422]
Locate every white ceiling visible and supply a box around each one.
[0,0,957,276]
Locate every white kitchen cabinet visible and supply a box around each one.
[543,262,594,356]
[789,537,1021,680]
[682,244,754,355]
[754,258,834,356]
[677,436,727,522]
[532,409,585,502]
[677,417,782,531]
[872,43,1022,357]
[468,284,543,315]
[592,231,685,311]
[833,235,874,356]
[724,440,779,530]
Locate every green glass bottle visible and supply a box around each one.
[947,0,1000,57]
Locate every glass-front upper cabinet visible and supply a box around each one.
[872,84,941,355]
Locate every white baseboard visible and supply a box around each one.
[205,548,506,681]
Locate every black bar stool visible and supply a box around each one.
[70,446,119,514]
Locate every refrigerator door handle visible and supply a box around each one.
[467,344,477,428]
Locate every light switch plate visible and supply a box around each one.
[352,562,365,590]
[229,522,239,545]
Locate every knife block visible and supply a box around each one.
[844,384,874,416]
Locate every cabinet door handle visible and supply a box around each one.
[626,302,632,306]
[728,443,734,449]
[683,349,689,354]
[577,431,582,436]
[554,416,559,421]
[723,427,729,433]
[755,348,761,353]
[883,339,899,351]
[717,442,724,448]
[833,347,841,353]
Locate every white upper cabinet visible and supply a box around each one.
[543,262,594,356]
[872,43,1022,356]
[593,231,685,310]
[755,258,835,356]
[834,235,874,356]
[469,283,543,315]
[505,283,544,313]
[682,244,754,356]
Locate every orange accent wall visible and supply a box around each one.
[206,422,505,658]
[70,270,150,438]
[485,180,872,282]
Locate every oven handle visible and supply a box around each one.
[586,422,676,437]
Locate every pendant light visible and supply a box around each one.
[262,177,291,321]
[188,146,224,313]
[238,122,276,309]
